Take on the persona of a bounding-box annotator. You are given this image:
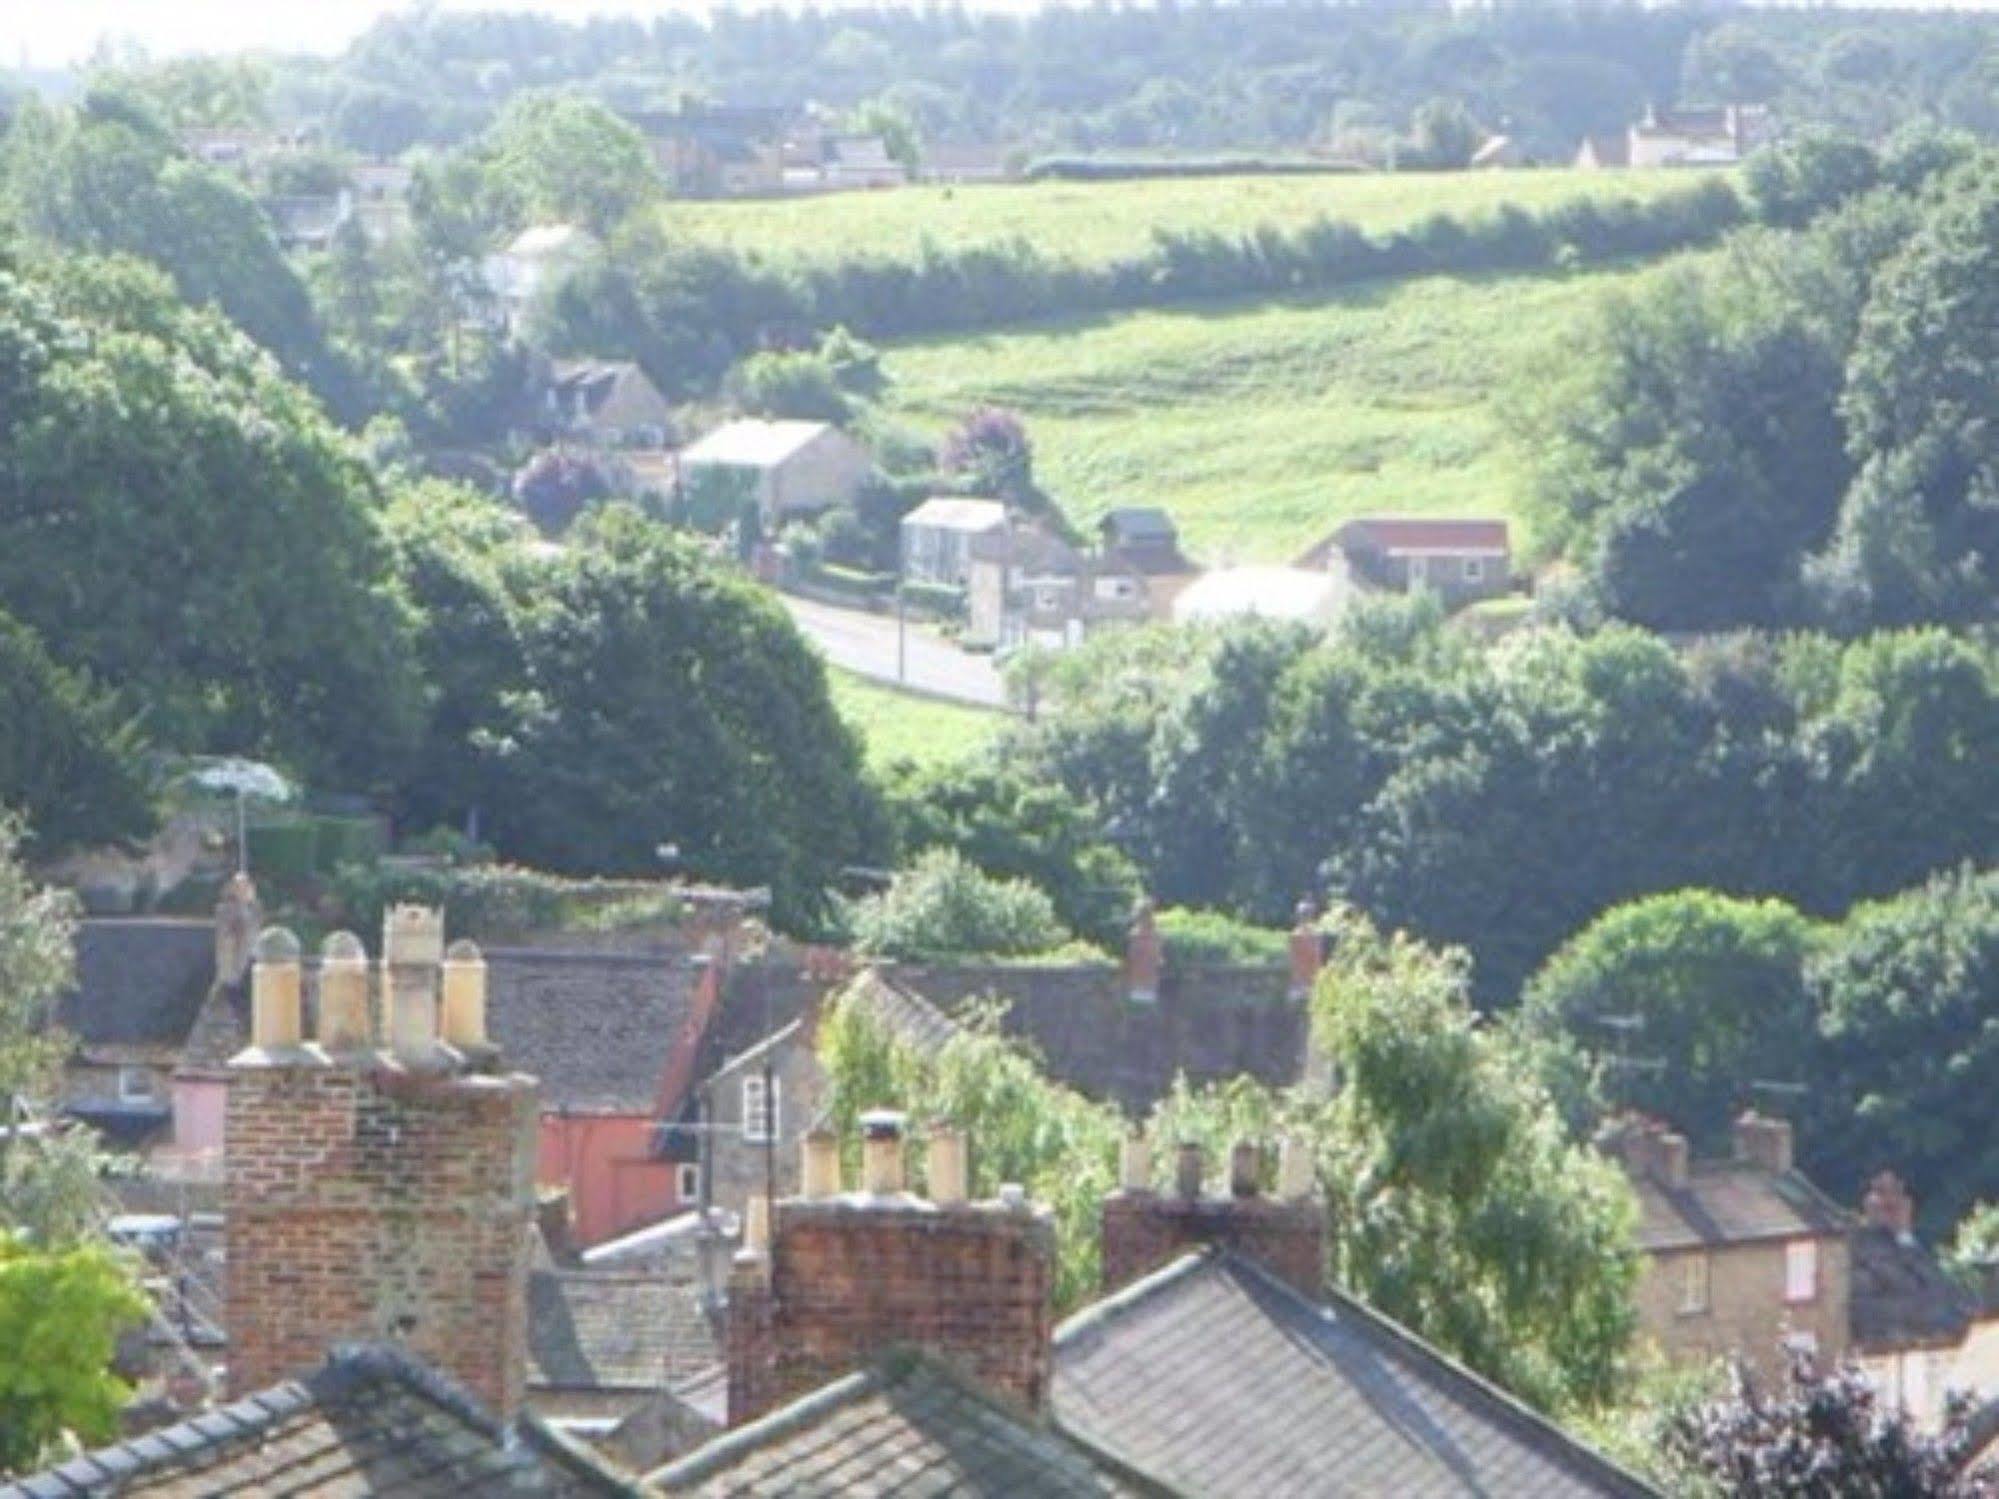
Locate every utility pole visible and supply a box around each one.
[896,584,908,686]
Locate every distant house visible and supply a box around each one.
[1471,133,1524,170]
[629,104,790,197]
[782,131,909,193]
[1297,515,1511,609]
[267,192,353,253]
[1173,565,1356,630]
[1628,103,1774,169]
[1097,507,1200,615]
[679,419,873,525]
[924,143,1016,185]
[966,525,1159,653]
[1606,1113,1854,1387]
[350,160,412,242]
[900,496,1010,587]
[1574,133,1631,170]
[484,223,600,330]
[539,359,673,449]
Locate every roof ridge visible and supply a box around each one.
[5,1380,316,1497]
[1053,1247,1218,1347]
[645,1364,887,1486]
[1216,1252,1659,1497]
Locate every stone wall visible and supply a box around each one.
[224,1060,540,1415]
[1637,1236,1852,1385]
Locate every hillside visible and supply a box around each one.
[878,254,1703,564]
[667,168,1711,273]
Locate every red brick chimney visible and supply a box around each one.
[1287,899,1322,1001]
[1125,897,1162,1004]
[1734,1110,1794,1175]
[1863,1171,1915,1238]
[224,917,540,1417]
[725,1111,1055,1426]
[1100,1134,1324,1300]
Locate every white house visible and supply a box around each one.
[484,224,599,329]
[900,497,1010,587]
[678,420,874,524]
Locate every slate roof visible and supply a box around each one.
[679,420,831,470]
[1849,1225,1976,1353]
[840,968,961,1059]
[550,360,655,419]
[1052,1251,1654,1498]
[1100,508,1177,545]
[0,1344,633,1497]
[901,497,1010,535]
[528,1270,721,1393]
[1333,516,1510,555]
[645,1351,1174,1496]
[485,949,703,1113]
[60,920,216,1053]
[1630,1161,1851,1254]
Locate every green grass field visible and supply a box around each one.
[669,168,1706,271]
[829,669,1004,771]
[879,255,1700,563]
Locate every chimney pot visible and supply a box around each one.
[439,939,488,1048]
[1288,899,1322,999]
[1126,897,1162,1005]
[1657,1131,1690,1190]
[860,1109,907,1196]
[927,1127,968,1207]
[1119,1132,1151,1193]
[1863,1171,1915,1238]
[1175,1142,1204,1200]
[998,1182,1028,1212]
[1734,1110,1794,1174]
[1229,1141,1261,1198]
[800,1130,841,1199]
[249,927,303,1049]
[317,932,373,1050]
[742,1194,771,1258]
[1278,1137,1313,1199]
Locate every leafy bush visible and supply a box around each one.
[847,848,1072,960]
[1155,906,1289,965]
[326,860,688,941]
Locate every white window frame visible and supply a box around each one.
[676,1163,701,1202]
[1785,1239,1819,1304]
[1679,1253,1710,1315]
[118,1066,154,1102]
[741,1075,781,1144]
[1462,556,1485,583]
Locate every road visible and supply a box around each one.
[779,594,1010,709]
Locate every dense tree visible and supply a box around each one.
[846,848,1075,960]
[0,1239,147,1476]
[0,615,154,857]
[509,449,611,535]
[0,254,421,787]
[1523,892,1822,1152]
[725,349,852,425]
[479,92,659,236]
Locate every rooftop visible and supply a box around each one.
[1332,516,1510,555]
[507,223,598,259]
[485,948,705,1113]
[1850,1224,1976,1354]
[679,419,833,470]
[902,496,1010,534]
[62,919,216,1052]
[646,1351,1171,1496]
[528,1270,721,1394]
[1053,1250,1653,1498]
[0,1343,630,1498]
[1629,1159,1851,1254]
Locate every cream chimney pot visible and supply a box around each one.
[743,1193,771,1257]
[250,928,303,1048]
[1119,1133,1151,1193]
[928,1127,969,1206]
[317,932,372,1050]
[861,1109,907,1196]
[801,1130,841,1199]
[1278,1137,1314,1200]
[440,940,488,1048]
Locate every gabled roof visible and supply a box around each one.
[1053,1251,1654,1498]
[528,1270,721,1393]
[0,1343,632,1497]
[1333,516,1510,555]
[486,949,704,1113]
[61,920,215,1052]
[507,223,597,259]
[902,496,1010,534]
[1100,507,1177,544]
[1630,1161,1851,1254]
[551,360,656,415]
[645,1350,1175,1496]
[1850,1224,1976,1354]
[679,420,834,470]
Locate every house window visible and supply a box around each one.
[676,1163,701,1202]
[118,1066,154,1102]
[1463,557,1485,583]
[1679,1253,1710,1315]
[1785,1239,1819,1304]
[741,1075,781,1144]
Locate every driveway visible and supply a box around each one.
[779,594,1010,709]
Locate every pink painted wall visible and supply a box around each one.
[537,1113,684,1247]
[172,1077,229,1155]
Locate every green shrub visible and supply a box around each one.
[1156,906,1289,965]
[327,861,688,941]
[246,821,318,883]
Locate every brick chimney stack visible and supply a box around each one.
[1734,1110,1794,1175]
[1125,897,1162,1004]
[1101,1136,1324,1300]
[725,1113,1055,1426]
[1863,1171,1915,1239]
[224,916,539,1417]
[1288,899,1323,1001]
[213,873,262,991]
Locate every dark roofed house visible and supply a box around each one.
[1054,1250,1654,1498]
[1849,1170,1983,1428]
[487,949,723,1247]
[59,918,218,1147]
[1297,515,1512,610]
[536,359,673,450]
[1608,1113,1854,1386]
[0,1343,631,1498]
